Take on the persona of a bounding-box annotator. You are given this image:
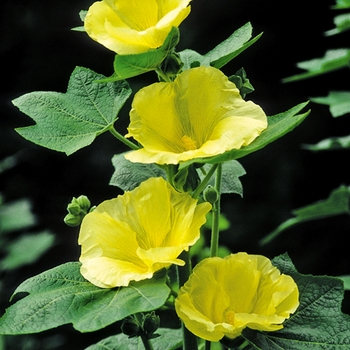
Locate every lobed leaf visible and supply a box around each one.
[178,22,262,70]
[260,185,350,245]
[110,153,166,191]
[283,49,350,82]
[303,135,350,151]
[199,161,246,197]
[14,67,132,155]
[85,328,182,350]
[325,13,350,36]
[0,263,170,334]
[311,91,350,117]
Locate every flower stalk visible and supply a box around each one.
[109,125,140,150]
[210,163,222,258]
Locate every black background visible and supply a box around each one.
[1,0,350,349]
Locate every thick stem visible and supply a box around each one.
[210,163,222,258]
[108,125,140,150]
[140,335,154,350]
[177,251,198,350]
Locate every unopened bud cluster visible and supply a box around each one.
[64,195,94,227]
[229,67,254,99]
[121,311,160,340]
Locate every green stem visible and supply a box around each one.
[192,163,219,199]
[155,66,172,82]
[140,335,154,350]
[109,125,140,150]
[210,163,222,258]
[177,251,198,350]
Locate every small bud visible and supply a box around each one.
[64,213,82,227]
[121,316,141,338]
[159,52,184,81]
[76,195,91,212]
[203,185,219,204]
[142,312,160,338]
[229,67,254,99]
[67,202,81,216]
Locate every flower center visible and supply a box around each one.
[181,135,197,151]
[224,310,236,325]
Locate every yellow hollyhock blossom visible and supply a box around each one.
[125,66,268,165]
[78,177,211,288]
[175,253,299,341]
[84,0,191,55]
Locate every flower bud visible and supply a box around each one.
[159,52,184,81]
[64,213,82,227]
[229,67,254,99]
[67,202,81,216]
[121,316,141,338]
[76,195,91,212]
[203,185,219,204]
[142,311,160,339]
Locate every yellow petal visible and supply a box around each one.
[84,0,191,54]
[78,177,211,288]
[175,253,299,341]
[125,66,268,164]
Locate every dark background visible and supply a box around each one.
[1,0,350,349]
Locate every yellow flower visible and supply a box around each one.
[78,177,211,288]
[125,66,268,165]
[84,0,191,55]
[175,253,299,342]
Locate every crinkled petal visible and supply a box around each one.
[125,66,268,164]
[84,0,191,54]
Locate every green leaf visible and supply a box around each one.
[303,135,350,151]
[85,328,182,350]
[13,67,132,155]
[260,185,350,245]
[283,49,350,82]
[333,0,350,9]
[181,102,310,167]
[110,153,166,191]
[243,253,350,349]
[0,231,54,271]
[205,22,263,69]
[0,199,36,234]
[199,160,246,197]
[311,91,350,117]
[337,276,350,290]
[0,263,170,334]
[178,23,262,70]
[102,27,180,81]
[325,13,350,36]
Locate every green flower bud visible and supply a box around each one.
[203,185,219,204]
[64,213,82,227]
[159,52,184,81]
[76,195,91,212]
[121,316,141,338]
[67,202,81,216]
[229,67,254,99]
[142,311,160,339]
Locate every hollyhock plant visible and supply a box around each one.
[175,253,299,342]
[78,177,211,288]
[84,0,191,54]
[125,66,268,165]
